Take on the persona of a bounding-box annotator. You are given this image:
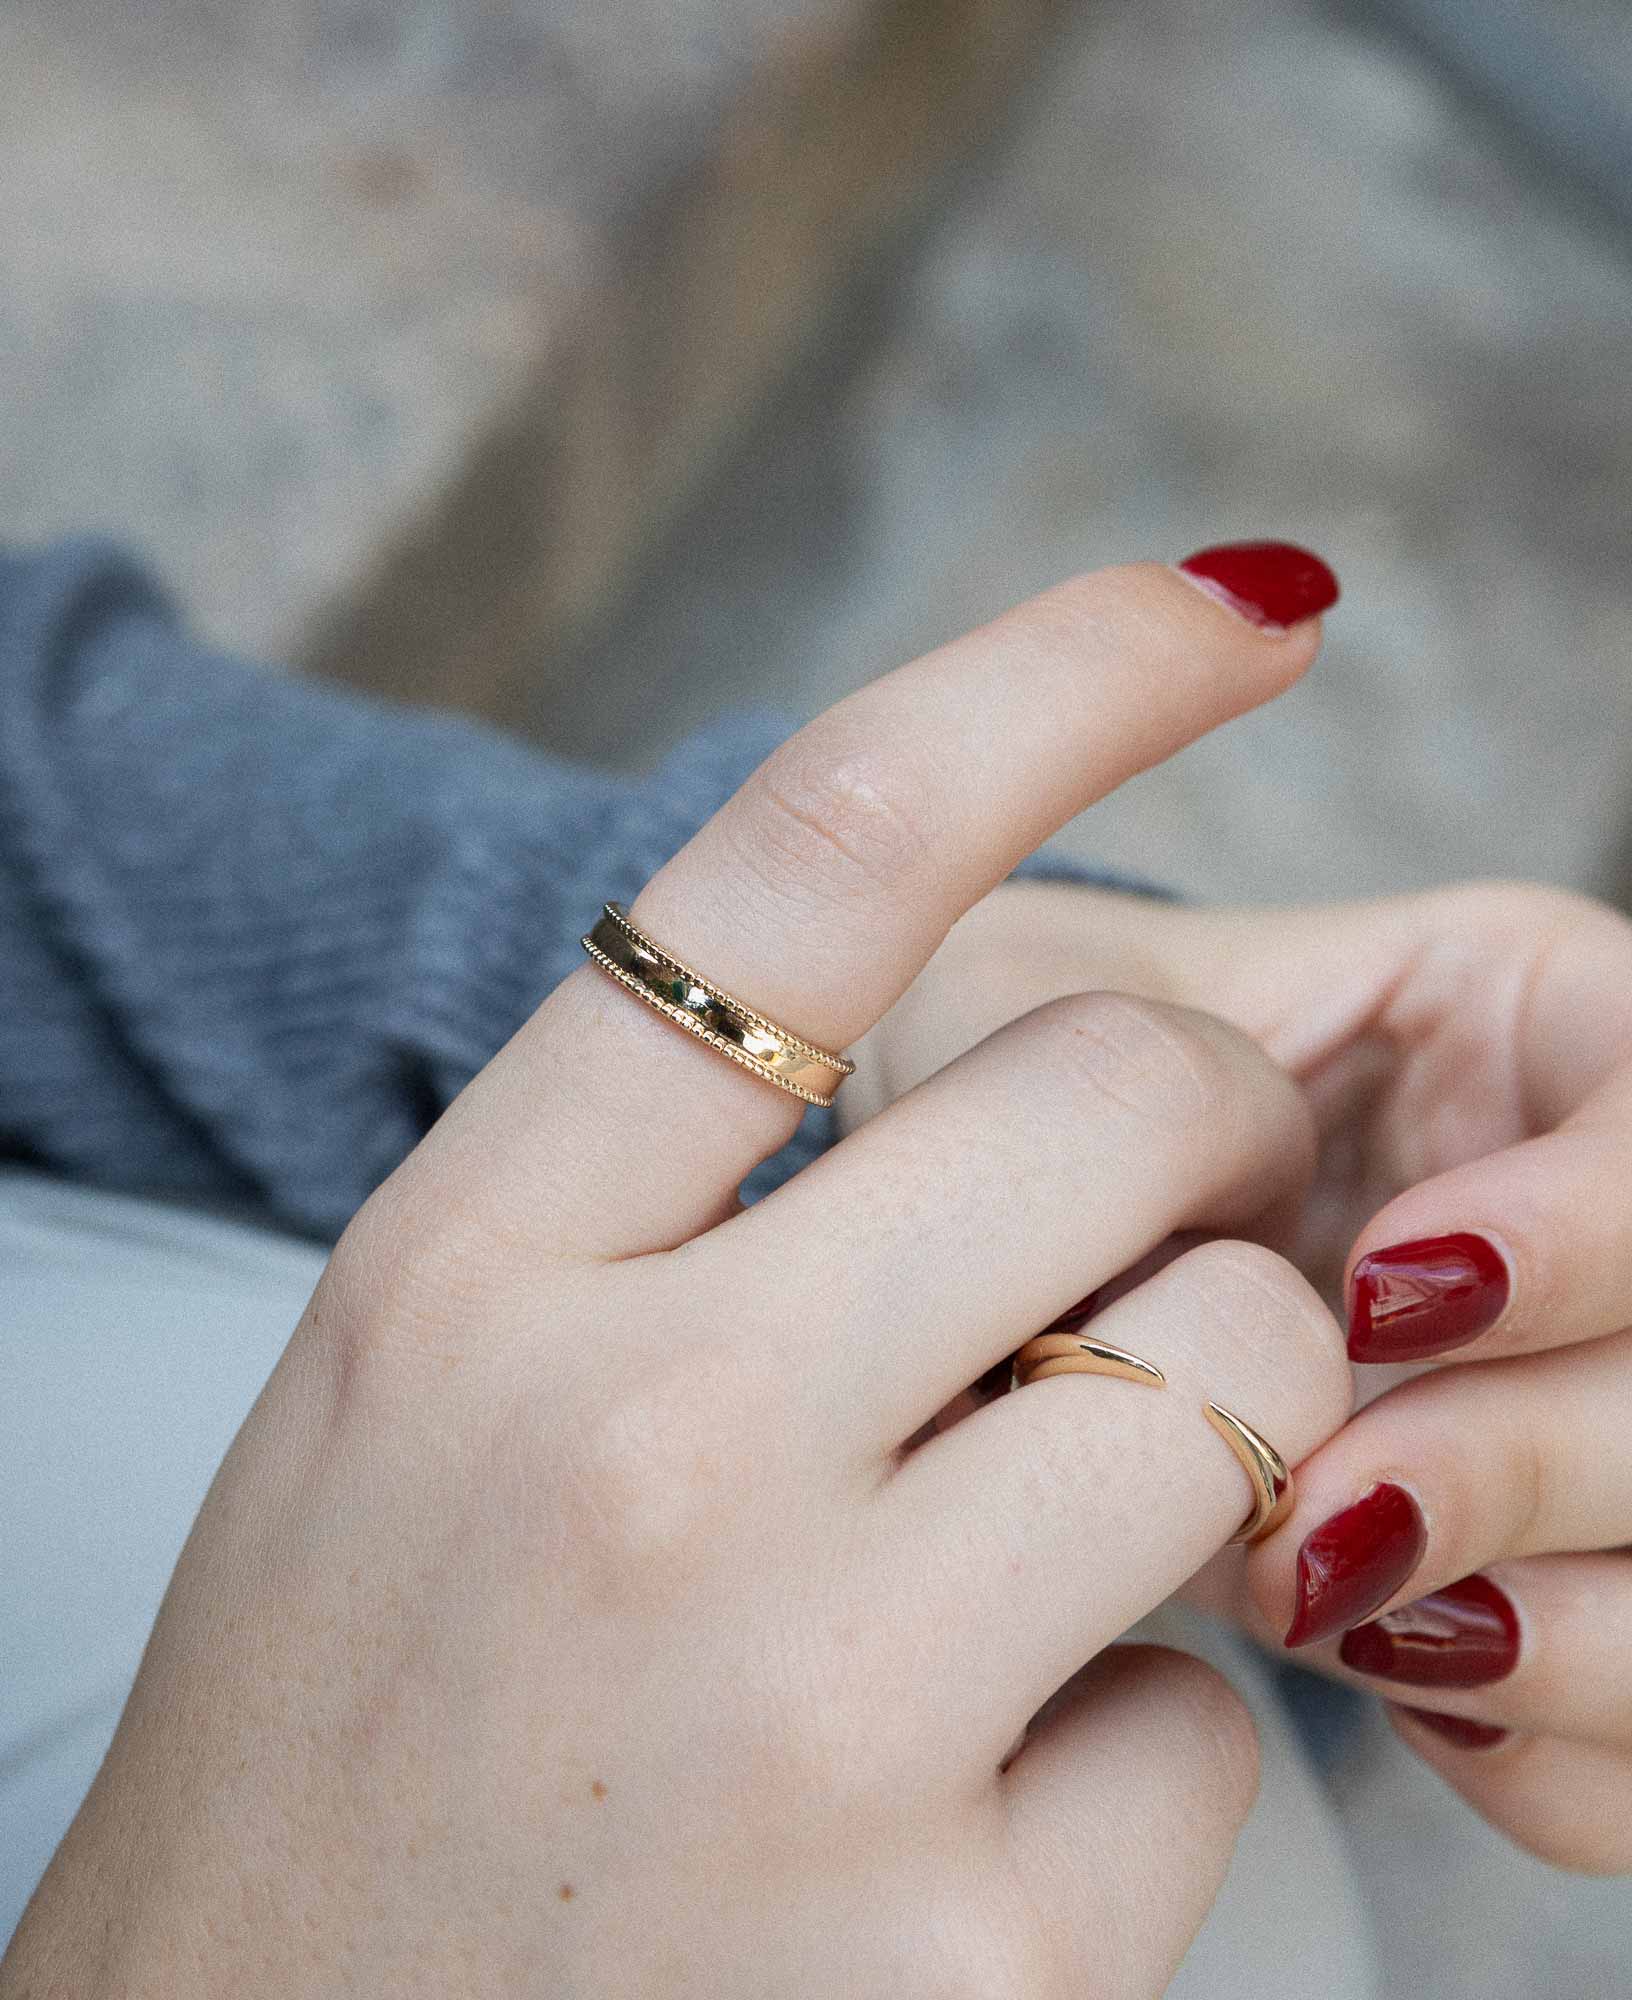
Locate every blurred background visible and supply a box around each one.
[4,0,1631,1988]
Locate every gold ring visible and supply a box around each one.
[1011,1333,1167,1390]
[1205,1404,1294,1545]
[1009,1323,1294,1546]
[580,901,855,1107]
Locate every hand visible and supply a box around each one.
[858,875,1632,1874]
[0,553,1353,1998]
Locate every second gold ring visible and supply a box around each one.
[1010,1330,1294,1546]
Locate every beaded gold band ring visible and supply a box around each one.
[580,901,855,1107]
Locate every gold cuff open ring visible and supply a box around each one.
[1012,1333,1168,1390]
[1011,1330,1294,1546]
[580,901,855,1107]
[1204,1404,1294,1545]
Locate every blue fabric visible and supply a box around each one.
[0,538,1149,1242]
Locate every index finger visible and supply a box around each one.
[401,545,1335,1262]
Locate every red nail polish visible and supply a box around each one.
[1285,1482,1427,1649]
[1348,1233,1509,1363]
[1177,540,1340,630]
[1392,1705,1510,1752]
[1340,1574,1520,1687]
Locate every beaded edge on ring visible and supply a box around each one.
[596,902,853,1075]
[580,920,848,1112]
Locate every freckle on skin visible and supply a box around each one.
[591,1780,607,1800]
[559,1883,575,1902]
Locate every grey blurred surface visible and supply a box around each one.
[1336,1705,1632,2000]
[0,0,1071,720]
[1369,0,1632,232]
[557,0,1632,909]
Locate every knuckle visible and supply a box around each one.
[319,1180,495,1369]
[1034,991,1237,1133]
[548,1328,772,1592]
[553,1367,737,1587]
[311,1201,436,1384]
[733,735,936,916]
[1165,1238,1351,1428]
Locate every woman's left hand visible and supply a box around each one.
[845,872,1632,1875]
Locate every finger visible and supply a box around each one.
[697,990,1316,1460]
[1321,1554,1632,1753]
[1139,882,1632,1133]
[391,555,1327,1263]
[1127,883,1632,1370]
[1387,1706,1632,1876]
[1340,1058,1632,1369]
[1002,1644,1261,1998]
[1247,1332,1632,1651]
[872,1236,1350,1741]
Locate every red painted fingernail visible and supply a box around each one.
[1285,1482,1427,1649]
[1392,1705,1510,1751]
[1340,1574,1520,1687]
[1348,1233,1509,1363]
[1177,540,1341,630]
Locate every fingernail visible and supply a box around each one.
[1176,540,1341,630]
[1340,1574,1520,1687]
[1392,1705,1510,1752]
[1285,1481,1427,1649]
[1348,1232,1509,1363]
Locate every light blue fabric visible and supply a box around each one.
[0,1167,328,1948]
[0,538,1147,1242]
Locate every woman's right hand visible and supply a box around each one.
[1,550,1353,2000]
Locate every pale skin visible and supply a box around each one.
[862,873,1632,1875]
[0,556,1617,1998]
[1,560,1352,1999]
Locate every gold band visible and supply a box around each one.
[1011,1334,1167,1390]
[580,901,855,1107]
[1010,1328,1294,1546]
[1205,1403,1294,1545]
